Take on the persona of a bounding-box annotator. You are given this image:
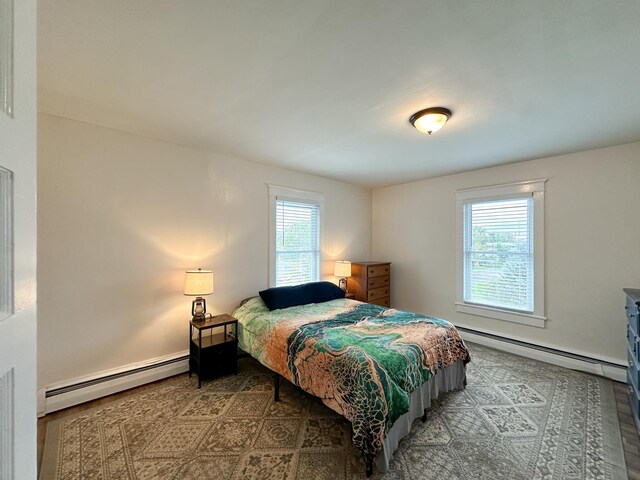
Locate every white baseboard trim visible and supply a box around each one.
[458,328,627,383]
[41,351,189,415]
[37,388,46,417]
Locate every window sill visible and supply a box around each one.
[454,302,546,328]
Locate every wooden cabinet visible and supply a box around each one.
[350,262,391,307]
[625,288,640,435]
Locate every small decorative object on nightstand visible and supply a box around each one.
[189,313,238,388]
[334,260,351,291]
[345,293,356,299]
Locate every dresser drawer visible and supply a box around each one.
[629,325,639,360]
[368,286,390,301]
[628,296,640,334]
[368,276,390,289]
[368,264,390,278]
[370,297,390,307]
[629,348,640,391]
[629,373,640,421]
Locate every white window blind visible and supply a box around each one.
[275,199,320,287]
[463,196,533,312]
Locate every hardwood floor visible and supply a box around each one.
[37,373,188,473]
[39,376,640,477]
[615,380,640,479]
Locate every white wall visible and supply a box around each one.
[373,142,640,364]
[38,114,372,389]
[0,0,38,477]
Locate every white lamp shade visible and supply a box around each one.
[334,260,351,278]
[183,269,214,296]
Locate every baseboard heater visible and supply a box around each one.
[46,354,189,398]
[456,325,626,383]
[41,353,190,415]
[42,327,627,414]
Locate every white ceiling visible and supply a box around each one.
[38,1,640,188]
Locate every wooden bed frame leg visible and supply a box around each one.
[422,408,428,423]
[273,373,280,402]
[365,457,374,477]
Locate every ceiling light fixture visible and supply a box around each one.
[409,107,452,135]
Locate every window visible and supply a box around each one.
[268,185,323,287]
[464,197,533,312]
[456,179,546,327]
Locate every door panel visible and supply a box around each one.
[0,0,37,478]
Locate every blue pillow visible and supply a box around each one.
[259,281,345,311]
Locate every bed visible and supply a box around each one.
[233,284,470,476]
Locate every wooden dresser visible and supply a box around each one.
[350,262,391,307]
[625,288,640,435]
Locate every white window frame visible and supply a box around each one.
[455,179,547,328]
[268,185,324,288]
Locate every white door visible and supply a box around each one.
[0,0,38,478]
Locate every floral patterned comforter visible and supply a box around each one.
[233,297,470,460]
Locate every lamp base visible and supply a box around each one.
[338,277,347,291]
[192,297,207,320]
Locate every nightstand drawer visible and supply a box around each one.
[192,339,237,378]
[368,276,389,289]
[368,286,389,301]
[368,264,390,278]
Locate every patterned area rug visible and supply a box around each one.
[40,343,626,479]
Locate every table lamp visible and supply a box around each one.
[334,260,351,291]
[183,268,214,322]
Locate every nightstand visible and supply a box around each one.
[189,314,238,388]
